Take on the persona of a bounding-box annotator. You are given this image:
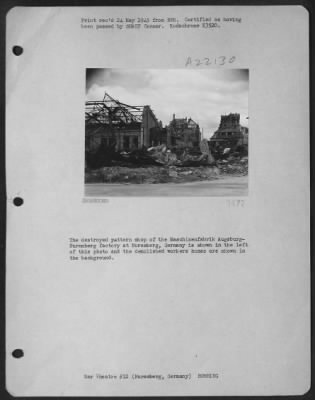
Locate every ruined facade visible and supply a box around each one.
[85,93,162,152]
[85,93,202,153]
[209,113,248,152]
[166,115,201,149]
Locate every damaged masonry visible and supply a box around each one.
[85,91,248,185]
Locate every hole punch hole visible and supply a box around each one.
[12,349,24,359]
[13,197,23,207]
[12,46,23,56]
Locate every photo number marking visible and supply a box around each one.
[185,56,236,67]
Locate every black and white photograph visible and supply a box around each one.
[85,68,249,196]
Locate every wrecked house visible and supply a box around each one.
[85,92,163,152]
[166,115,201,149]
[149,126,168,147]
[209,113,248,154]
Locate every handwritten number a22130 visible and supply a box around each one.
[185,56,236,67]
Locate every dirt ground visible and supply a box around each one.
[85,175,248,197]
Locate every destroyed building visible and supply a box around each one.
[209,113,248,153]
[166,115,201,149]
[85,92,163,152]
[85,93,202,157]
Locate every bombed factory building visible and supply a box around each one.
[209,113,248,155]
[85,92,163,152]
[85,92,201,154]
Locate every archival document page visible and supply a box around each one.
[6,5,310,396]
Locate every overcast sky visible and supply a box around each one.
[86,68,248,139]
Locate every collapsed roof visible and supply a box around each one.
[85,92,144,127]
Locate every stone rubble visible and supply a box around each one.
[85,146,248,184]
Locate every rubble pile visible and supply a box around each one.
[85,145,247,184]
[217,156,248,176]
[85,165,220,184]
[86,144,217,169]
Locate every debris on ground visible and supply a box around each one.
[85,145,247,184]
[85,165,221,184]
[217,156,248,175]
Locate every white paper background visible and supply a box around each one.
[6,6,310,396]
